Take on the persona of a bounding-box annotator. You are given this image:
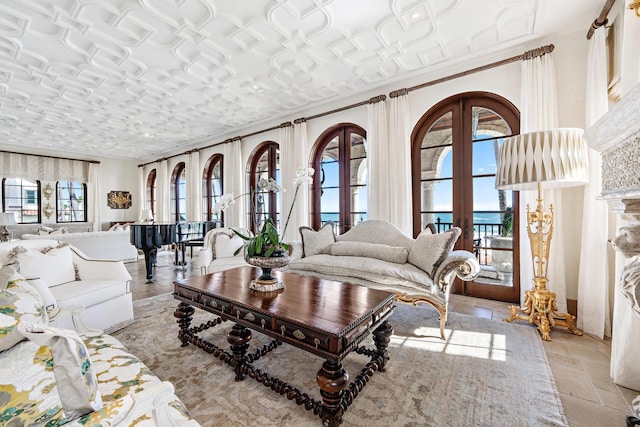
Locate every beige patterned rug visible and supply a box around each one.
[113,293,568,427]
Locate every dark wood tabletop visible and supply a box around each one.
[174,266,395,360]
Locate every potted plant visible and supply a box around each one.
[214,167,314,290]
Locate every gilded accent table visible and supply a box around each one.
[173,266,395,426]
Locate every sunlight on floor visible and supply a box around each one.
[390,327,507,361]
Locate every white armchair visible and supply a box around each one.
[0,239,133,333]
[197,227,252,274]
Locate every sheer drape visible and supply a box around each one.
[388,93,413,236]
[224,138,245,228]
[186,151,202,221]
[280,122,309,242]
[366,99,388,227]
[578,26,611,338]
[155,160,170,223]
[88,163,100,231]
[138,167,146,217]
[519,52,569,312]
[0,152,89,181]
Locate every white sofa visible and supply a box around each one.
[285,220,480,339]
[0,239,134,333]
[21,229,139,263]
[197,227,253,274]
[1,274,198,426]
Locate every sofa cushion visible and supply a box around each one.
[215,231,245,258]
[50,280,127,309]
[18,322,102,420]
[327,241,409,264]
[0,267,48,351]
[15,245,76,287]
[289,254,434,291]
[409,227,462,277]
[337,220,414,251]
[300,222,335,257]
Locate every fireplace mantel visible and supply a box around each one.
[584,82,640,201]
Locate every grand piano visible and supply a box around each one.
[130,221,216,283]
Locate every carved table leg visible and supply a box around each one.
[372,320,393,372]
[174,302,195,347]
[228,323,252,381]
[316,360,348,427]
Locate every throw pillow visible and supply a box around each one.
[299,222,336,257]
[18,321,102,420]
[15,245,76,287]
[37,225,55,235]
[214,231,245,258]
[328,241,409,264]
[50,227,68,234]
[109,223,124,232]
[408,227,462,277]
[0,267,48,351]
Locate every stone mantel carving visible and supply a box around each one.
[584,82,640,200]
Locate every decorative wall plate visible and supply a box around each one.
[107,191,132,209]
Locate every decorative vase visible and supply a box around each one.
[244,251,290,292]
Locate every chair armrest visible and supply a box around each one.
[48,305,102,334]
[433,250,480,292]
[287,240,303,261]
[71,249,132,281]
[198,246,213,274]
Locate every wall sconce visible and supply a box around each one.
[630,0,640,17]
[44,202,54,219]
[43,183,54,199]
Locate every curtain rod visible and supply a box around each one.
[390,44,555,97]
[587,0,616,40]
[0,149,100,164]
[138,42,554,167]
[137,95,386,168]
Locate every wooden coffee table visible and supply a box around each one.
[173,266,396,426]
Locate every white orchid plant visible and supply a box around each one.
[213,167,314,257]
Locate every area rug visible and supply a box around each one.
[112,293,569,427]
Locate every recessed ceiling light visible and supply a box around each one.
[411,12,420,19]
[144,133,154,138]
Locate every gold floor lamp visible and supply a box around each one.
[496,128,589,341]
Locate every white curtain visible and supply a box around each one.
[578,26,611,338]
[138,167,146,218]
[224,138,246,228]
[280,122,309,242]
[519,52,569,312]
[186,151,202,221]
[0,152,88,181]
[155,160,170,223]
[367,99,389,226]
[88,163,101,231]
[388,93,413,236]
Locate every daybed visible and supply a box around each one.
[0,239,134,333]
[285,220,480,338]
[21,228,139,263]
[0,271,198,426]
[197,227,253,274]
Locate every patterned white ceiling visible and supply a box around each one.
[0,0,603,160]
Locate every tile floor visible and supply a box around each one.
[125,252,636,427]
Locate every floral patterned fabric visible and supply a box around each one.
[1,331,193,426]
[0,267,47,351]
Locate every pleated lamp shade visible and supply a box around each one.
[496,128,589,191]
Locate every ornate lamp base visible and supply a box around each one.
[504,284,583,341]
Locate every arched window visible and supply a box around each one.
[56,181,86,222]
[171,163,186,221]
[310,124,367,234]
[146,169,157,216]
[2,178,41,223]
[411,92,520,302]
[203,154,223,222]
[248,142,279,233]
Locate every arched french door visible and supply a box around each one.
[311,124,367,234]
[411,92,520,302]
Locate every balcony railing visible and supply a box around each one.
[433,218,508,266]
